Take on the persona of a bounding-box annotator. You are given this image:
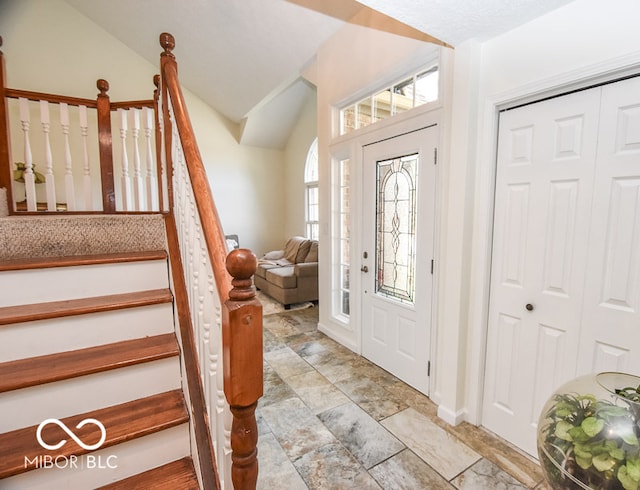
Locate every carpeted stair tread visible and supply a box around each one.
[0,333,179,393]
[0,250,168,272]
[0,288,173,326]
[97,457,200,490]
[0,389,188,479]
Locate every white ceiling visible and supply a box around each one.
[64,0,575,148]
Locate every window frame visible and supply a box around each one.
[304,138,319,240]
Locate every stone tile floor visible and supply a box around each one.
[257,306,551,490]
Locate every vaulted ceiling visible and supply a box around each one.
[64,0,574,148]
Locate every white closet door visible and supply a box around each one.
[578,76,640,375]
[483,87,602,455]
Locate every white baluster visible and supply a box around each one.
[19,98,36,211]
[144,107,157,211]
[79,105,92,211]
[60,103,76,211]
[39,101,56,211]
[130,108,144,211]
[203,266,214,418]
[118,108,132,210]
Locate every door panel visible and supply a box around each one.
[483,88,601,455]
[578,77,640,376]
[361,126,437,395]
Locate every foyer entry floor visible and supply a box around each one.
[257,307,551,490]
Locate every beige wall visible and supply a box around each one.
[0,0,286,254]
[283,92,317,242]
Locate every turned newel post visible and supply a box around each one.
[0,35,15,212]
[223,248,264,490]
[159,33,176,212]
[96,79,115,212]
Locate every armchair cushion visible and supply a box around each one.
[265,266,297,289]
[304,241,318,263]
[295,262,318,277]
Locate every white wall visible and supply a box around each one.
[314,21,442,352]
[311,0,640,430]
[442,0,640,426]
[0,0,285,254]
[283,92,317,242]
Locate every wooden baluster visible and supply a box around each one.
[18,97,36,211]
[59,102,76,211]
[79,105,92,210]
[153,75,165,212]
[130,107,144,211]
[224,249,263,490]
[39,100,56,211]
[0,36,15,212]
[118,108,132,210]
[96,79,115,213]
[144,107,157,211]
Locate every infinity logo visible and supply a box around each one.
[36,418,107,451]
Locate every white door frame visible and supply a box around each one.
[360,125,438,395]
[465,54,640,427]
[327,108,444,396]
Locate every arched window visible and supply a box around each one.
[304,138,319,240]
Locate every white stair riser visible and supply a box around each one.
[1,424,190,490]
[0,260,169,307]
[0,358,182,432]
[0,303,175,362]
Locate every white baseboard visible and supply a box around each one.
[437,404,467,426]
[317,321,358,354]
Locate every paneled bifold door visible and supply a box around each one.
[483,76,640,457]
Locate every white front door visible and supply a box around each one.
[361,126,438,395]
[483,76,640,456]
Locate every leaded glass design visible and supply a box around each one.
[375,154,418,304]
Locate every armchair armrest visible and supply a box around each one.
[295,262,318,277]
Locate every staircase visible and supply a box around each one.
[0,244,200,488]
[0,32,264,489]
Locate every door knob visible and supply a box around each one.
[525,303,534,311]
[361,265,369,273]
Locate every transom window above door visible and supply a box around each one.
[339,65,439,136]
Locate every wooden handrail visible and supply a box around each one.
[0,36,15,211]
[4,88,97,108]
[159,33,232,302]
[159,32,263,489]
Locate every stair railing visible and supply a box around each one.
[158,33,263,490]
[0,36,165,214]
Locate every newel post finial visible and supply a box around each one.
[226,249,258,301]
[96,79,109,96]
[153,74,160,89]
[159,32,176,58]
